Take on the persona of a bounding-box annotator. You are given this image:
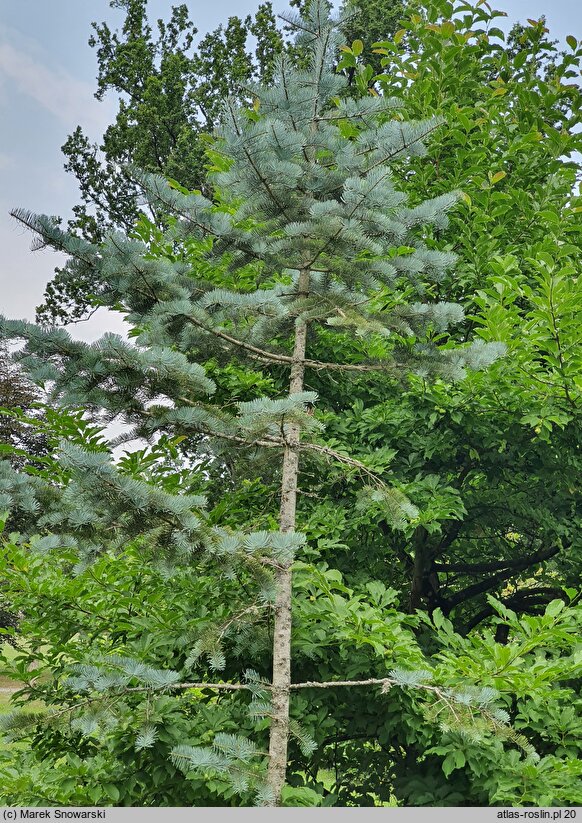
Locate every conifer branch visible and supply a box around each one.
[182,313,296,365]
[9,209,97,267]
[299,442,384,484]
[223,98,291,221]
[139,682,256,692]
[288,678,451,700]
[180,310,396,372]
[290,677,392,689]
[276,14,317,37]
[304,360,392,372]
[305,168,396,270]
[67,675,477,709]
[164,414,387,487]
[278,59,304,149]
[359,121,443,173]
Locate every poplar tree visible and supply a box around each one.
[0,0,504,805]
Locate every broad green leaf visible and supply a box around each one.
[545,600,565,618]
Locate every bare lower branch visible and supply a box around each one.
[156,682,255,691]
[184,311,394,373]
[291,678,392,689]
[170,401,386,485]
[299,441,383,484]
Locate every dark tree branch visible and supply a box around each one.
[436,544,562,576]
[463,586,567,634]
[444,544,563,610]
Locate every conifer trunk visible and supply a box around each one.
[267,268,309,805]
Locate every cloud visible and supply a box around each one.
[0,38,115,137]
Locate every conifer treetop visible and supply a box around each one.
[7,0,502,387]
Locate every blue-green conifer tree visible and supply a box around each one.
[0,0,504,805]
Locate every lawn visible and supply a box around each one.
[0,642,26,714]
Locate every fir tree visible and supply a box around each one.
[0,0,505,805]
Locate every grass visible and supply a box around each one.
[1,643,45,763]
[0,642,34,715]
[0,690,14,712]
[1,642,22,687]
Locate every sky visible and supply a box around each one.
[0,0,580,343]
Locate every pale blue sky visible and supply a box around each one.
[0,0,580,341]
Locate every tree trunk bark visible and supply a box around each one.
[267,268,309,805]
[409,526,430,612]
